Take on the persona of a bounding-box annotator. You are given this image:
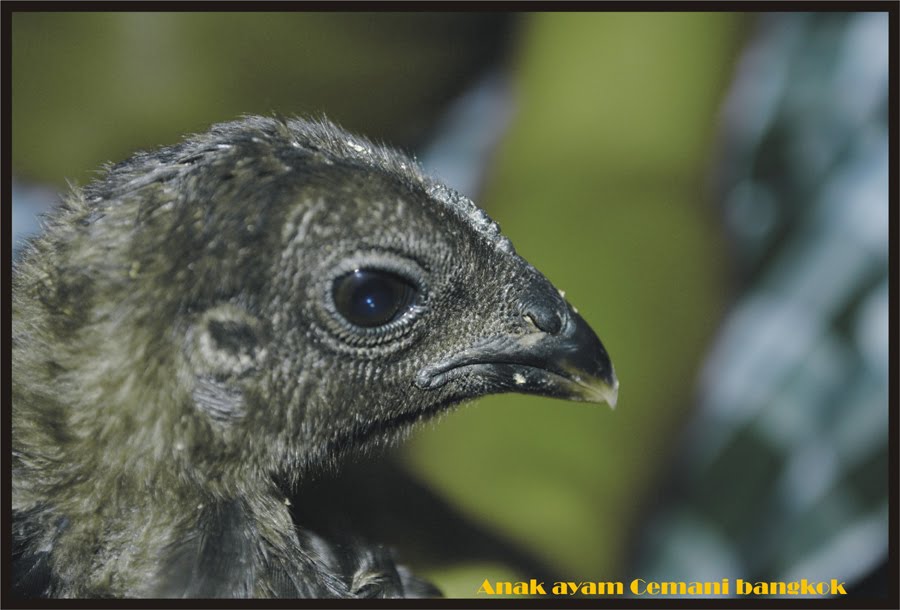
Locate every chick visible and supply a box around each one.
[12,116,617,598]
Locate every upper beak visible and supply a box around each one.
[415,307,618,409]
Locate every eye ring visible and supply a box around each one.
[313,252,429,352]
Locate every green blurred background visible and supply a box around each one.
[13,11,748,596]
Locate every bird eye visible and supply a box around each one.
[332,269,418,328]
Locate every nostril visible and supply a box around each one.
[523,305,564,335]
[515,276,570,335]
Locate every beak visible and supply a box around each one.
[415,307,618,409]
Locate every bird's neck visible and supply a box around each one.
[39,462,304,596]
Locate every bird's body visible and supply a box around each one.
[12,116,617,598]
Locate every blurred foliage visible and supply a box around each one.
[11,11,748,597]
[631,12,889,593]
[12,12,513,185]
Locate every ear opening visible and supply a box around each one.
[186,304,267,378]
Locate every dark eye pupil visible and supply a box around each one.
[333,269,417,328]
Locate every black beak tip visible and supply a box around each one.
[556,310,618,407]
